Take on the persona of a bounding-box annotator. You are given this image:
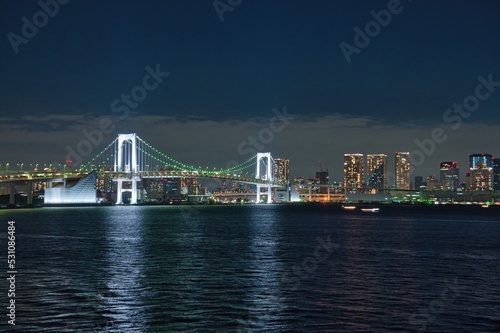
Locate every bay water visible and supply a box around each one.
[1,204,499,332]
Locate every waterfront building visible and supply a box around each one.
[468,153,493,191]
[44,171,97,204]
[469,153,493,169]
[414,176,424,190]
[395,152,410,190]
[440,161,459,191]
[344,154,364,188]
[469,169,493,191]
[494,158,500,191]
[366,154,387,189]
[273,158,290,182]
[142,178,181,200]
[315,171,329,185]
[426,175,441,191]
[181,177,199,195]
[294,176,306,187]
[315,170,329,194]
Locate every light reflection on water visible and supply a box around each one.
[240,206,286,331]
[1,204,499,332]
[101,207,148,332]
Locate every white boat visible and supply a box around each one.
[361,207,380,212]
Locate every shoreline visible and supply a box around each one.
[1,201,499,210]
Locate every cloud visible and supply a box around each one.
[1,113,498,184]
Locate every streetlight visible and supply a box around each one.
[6,163,9,172]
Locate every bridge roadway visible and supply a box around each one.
[0,170,287,206]
[105,171,287,187]
[0,170,287,186]
[0,170,88,183]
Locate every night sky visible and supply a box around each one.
[1,0,499,183]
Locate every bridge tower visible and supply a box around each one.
[256,152,273,204]
[114,133,140,204]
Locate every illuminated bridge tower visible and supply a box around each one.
[114,133,140,204]
[256,152,274,203]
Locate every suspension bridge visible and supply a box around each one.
[0,133,289,205]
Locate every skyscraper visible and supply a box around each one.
[343,154,364,188]
[426,174,441,191]
[181,177,199,195]
[395,152,410,190]
[273,158,290,182]
[494,158,500,191]
[469,153,493,191]
[315,169,329,193]
[414,176,424,189]
[440,161,459,191]
[366,154,387,189]
[469,153,493,169]
[315,171,329,185]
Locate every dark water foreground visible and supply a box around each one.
[0,204,499,332]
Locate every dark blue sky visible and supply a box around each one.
[1,0,499,180]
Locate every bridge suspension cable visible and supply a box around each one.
[136,136,257,175]
[77,138,119,172]
[76,134,260,178]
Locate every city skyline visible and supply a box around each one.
[2,2,499,332]
[1,143,498,189]
[1,1,499,182]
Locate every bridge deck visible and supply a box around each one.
[0,170,287,187]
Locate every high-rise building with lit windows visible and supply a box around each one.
[181,177,199,195]
[273,158,290,182]
[440,161,459,191]
[494,158,500,191]
[468,153,493,191]
[395,152,410,190]
[343,154,364,188]
[426,174,441,191]
[469,153,493,170]
[366,154,387,189]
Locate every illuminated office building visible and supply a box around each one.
[395,152,410,190]
[181,177,199,195]
[440,161,459,191]
[494,158,500,191]
[469,153,493,169]
[366,154,387,189]
[344,154,364,188]
[426,174,441,191]
[465,172,471,190]
[468,153,493,191]
[273,158,290,182]
[315,171,329,185]
[315,170,329,193]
